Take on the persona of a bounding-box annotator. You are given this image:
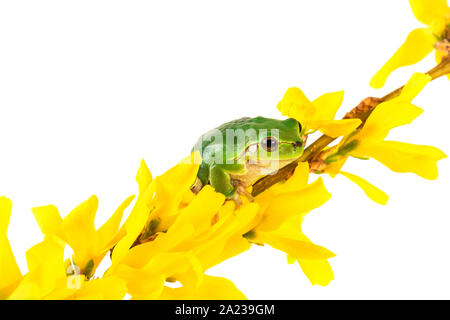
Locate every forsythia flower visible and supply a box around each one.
[248,162,335,286]
[277,87,362,137]
[107,153,254,299]
[105,152,335,299]
[347,73,446,179]
[8,237,126,299]
[32,194,135,278]
[0,197,22,298]
[316,73,446,204]
[370,0,450,88]
[0,198,126,299]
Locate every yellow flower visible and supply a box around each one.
[110,153,201,267]
[270,215,334,286]
[8,237,65,299]
[370,0,450,88]
[277,87,361,137]
[319,73,446,205]
[108,158,253,298]
[108,152,334,298]
[105,153,222,298]
[8,237,126,299]
[351,73,447,179]
[246,162,335,286]
[0,197,23,299]
[312,148,390,205]
[32,194,135,278]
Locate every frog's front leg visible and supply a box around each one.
[209,164,249,205]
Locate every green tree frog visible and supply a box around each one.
[191,117,304,203]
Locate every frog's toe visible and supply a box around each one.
[226,184,254,207]
[190,177,203,194]
[229,192,243,207]
[236,185,254,202]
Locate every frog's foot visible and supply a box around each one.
[229,192,242,207]
[190,177,203,195]
[228,181,254,207]
[236,185,254,202]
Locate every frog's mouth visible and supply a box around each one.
[293,141,303,150]
[275,140,304,159]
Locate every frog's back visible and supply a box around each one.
[192,116,294,164]
[192,117,252,158]
[214,117,253,132]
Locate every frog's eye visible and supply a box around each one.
[261,137,279,152]
[298,122,302,134]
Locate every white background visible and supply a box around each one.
[1,1,449,299]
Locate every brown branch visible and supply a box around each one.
[251,56,450,197]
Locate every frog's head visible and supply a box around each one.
[244,117,304,163]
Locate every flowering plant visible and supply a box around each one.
[0,0,448,300]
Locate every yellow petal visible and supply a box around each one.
[160,275,246,300]
[359,101,423,142]
[32,205,64,238]
[363,73,429,142]
[298,259,334,286]
[256,177,331,232]
[254,231,335,260]
[396,72,432,102]
[0,237,22,299]
[312,90,345,120]
[339,171,389,205]
[324,154,348,177]
[112,263,165,298]
[270,214,308,240]
[370,28,436,89]
[194,275,246,300]
[0,197,22,299]
[62,196,99,268]
[257,162,310,202]
[0,196,13,234]
[111,182,156,266]
[267,215,334,285]
[277,87,315,126]
[409,0,450,30]
[97,195,135,250]
[122,223,195,269]
[25,238,65,275]
[150,152,202,224]
[435,49,446,64]
[136,159,152,195]
[277,88,357,135]
[195,235,250,271]
[211,235,251,268]
[10,238,66,299]
[171,185,225,235]
[362,141,447,180]
[278,162,310,192]
[115,252,202,298]
[73,277,127,300]
[311,119,362,137]
[189,203,258,270]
